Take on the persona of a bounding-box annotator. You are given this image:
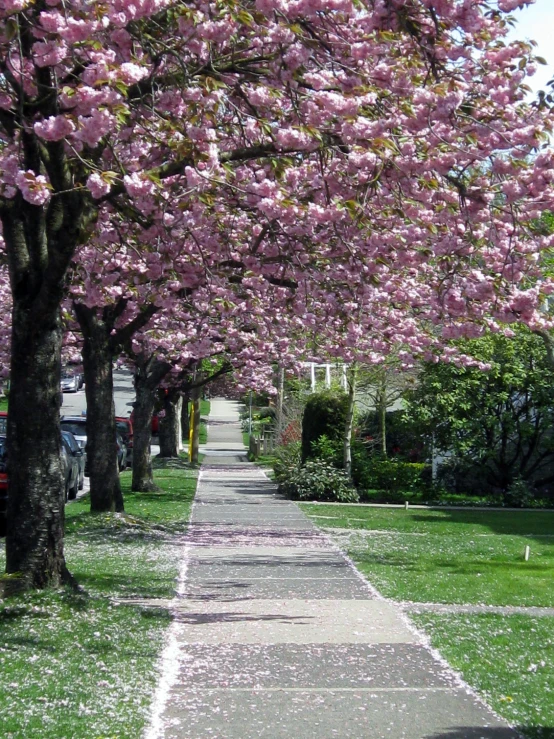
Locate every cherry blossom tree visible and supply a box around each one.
[1,0,554,591]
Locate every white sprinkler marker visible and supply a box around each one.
[524,545,530,561]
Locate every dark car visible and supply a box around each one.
[116,431,128,472]
[0,435,6,535]
[60,416,88,474]
[60,433,79,500]
[115,417,133,467]
[61,430,85,491]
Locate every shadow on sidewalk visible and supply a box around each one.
[426,728,546,738]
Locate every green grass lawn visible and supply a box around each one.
[303,505,554,606]
[0,396,8,412]
[0,460,197,739]
[303,504,554,738]
[411,612,554,739]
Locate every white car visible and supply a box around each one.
[60,372,79,393]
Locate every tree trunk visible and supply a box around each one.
[377,393,387,458]
[131,354,171,491]
[132,372,157,491]
[276,365,285,442]
[190,390,201,465]
[75,304,123,512]
[6,303,69,589]
[181,390,191,449]
[343,364,358,478]
[158,389,181,458]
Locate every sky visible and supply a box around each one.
[507,0,554,94]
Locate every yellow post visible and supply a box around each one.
[189,402,194,462]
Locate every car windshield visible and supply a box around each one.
[116,422,129,439]
[0,437,7,471]
[60,422,86,436]
[61,431,78,452]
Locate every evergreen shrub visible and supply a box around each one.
[279,459,359,503]
[301,391,349,462]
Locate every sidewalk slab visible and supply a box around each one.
[171,599,417,645]
[162,690,516,739]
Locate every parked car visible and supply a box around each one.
[61,430,85,491]
[60,371,80,393]
[60,416,88,474]
[60,433,79,500]
[0,411,6,435]
[0,435,6,535]
[115,416,133,467]
[116,431,128,472]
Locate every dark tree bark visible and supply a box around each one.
[74,304,123,512]
[6,301,68,589]
[1,98,91,587]
[132,354,171,491]
[158,388,181,458]
[74,300,158,511]
[190,388,201,465]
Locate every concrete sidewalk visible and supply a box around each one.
[147,398,517,738]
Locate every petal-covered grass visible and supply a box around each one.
[0,459,197,739]
[302,505,554,606]
[303,503,554,738]
[411,613,554,739]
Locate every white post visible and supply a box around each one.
[325,364,331,388]
[342,364,347,391]
[524,545,530,561]
[310,363,316,393]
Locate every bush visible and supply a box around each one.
[279,458,359,503]
[310,434,343,467]
[272,442,302,483]
[301,391,349,462]
[356,457,427,500]
[358,409,428,462]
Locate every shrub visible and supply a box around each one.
[278,420,302,446]
[310,434,343,467]
[358,409,428,462]
[279,458,359,503]
[301,391,349,462]
[503,477,535,508]
[272,442,302,483]
[357,457,427,500]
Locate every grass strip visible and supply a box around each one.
[0,459,197,739]
[411,612,554,739]
[302,505,554,607]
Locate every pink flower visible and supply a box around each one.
[118,63,149,85]
[34,115,75,142]
[86,173,112,199]
[32,40,68,68]
[15,171,51,206]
